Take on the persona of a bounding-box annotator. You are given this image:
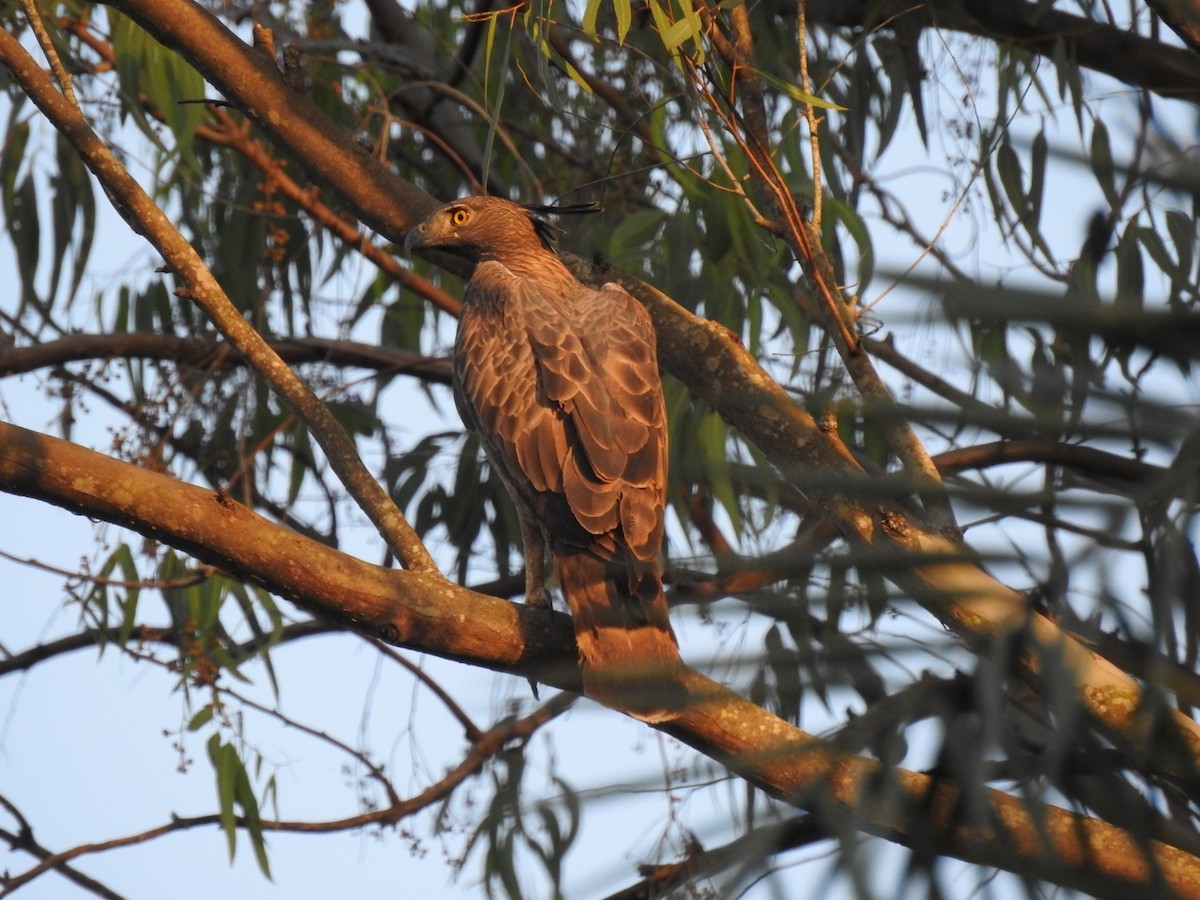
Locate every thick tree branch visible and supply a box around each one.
[5,422,1200,898]
[99,0,440,243]
[1146,0,1200,54]
[579,255,1200,785]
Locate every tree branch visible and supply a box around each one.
[800,0,1200,106]
[0,797,125,899]
[5,421,1200,897]
[1146,0,1200,55]
[0,694,573,896]
[0,331,451,383]
[99,0,440,243]
[0,21,437,573]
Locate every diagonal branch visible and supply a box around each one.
[196,106,462,316]
[692,0,958,536]
[100,0,439,243]
[0,21,436,574]
[1146,0,1200,54]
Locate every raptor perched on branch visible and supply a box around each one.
[406,196,686,720]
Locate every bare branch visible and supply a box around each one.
[801,0,1200,105]
[0,331,451,383]
[0,693,572,896]
[0,795,125,900]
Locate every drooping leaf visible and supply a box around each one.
[1114,225,1144,311]
[209,735,239,861]
[1089,119,1117,208]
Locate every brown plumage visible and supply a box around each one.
[405,196,686,720]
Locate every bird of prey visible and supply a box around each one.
[405,196,686,720]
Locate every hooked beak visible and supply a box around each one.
[404,222,427,255]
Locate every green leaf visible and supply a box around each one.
[1137,224,1177,279]
[1028,129,1047,233]
[109,10,205,163]
[646,0,676,58]
[605,208,665,266]
[996,139,1025,221]
[193,575,223,632]
[86,544,141,646]
[615,0,632,43]
[823,196,873,295]
[698,411,740,533]
[1089,119,1117,208]
[11,175,41,311]
[235,757,272,878]
[754,69,846,111]
[55,135,96,306]
[582,0,602,38]
[0,118,29,210]
[209,735,239,861]
[206,737,271,878]
[188,704,215,731]
[1114,226,1143,310]
[660,15,697,52]
[1165,209,1195,282]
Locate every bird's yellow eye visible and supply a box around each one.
[451,208,470,227]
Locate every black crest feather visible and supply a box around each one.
[522,201,603,250]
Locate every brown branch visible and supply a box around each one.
[197,106,462,316]
[861,333,1003,425]
[933,439,1170,488]
[5,422,1200,897]
[0,621,338,679]
[0,331,452,383]
[0,23,436,574]
[1146,0,1200,55]
[800,0,1200,106]
[0,694,574,896]
[580,253,1200,790]
[0,797,123,900]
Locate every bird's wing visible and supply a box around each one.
[453,262,667,563]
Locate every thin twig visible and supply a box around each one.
[0,695,573,896]
[20,0,78,109]
[797,0,822,230]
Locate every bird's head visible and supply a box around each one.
[404,196,558,269]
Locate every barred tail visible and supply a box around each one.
[553,551,687,721]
